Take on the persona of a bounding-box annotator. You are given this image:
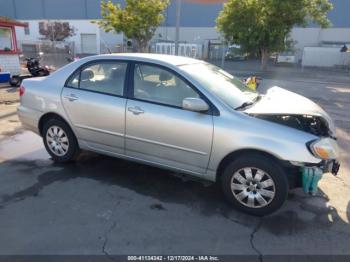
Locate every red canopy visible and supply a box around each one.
[0,17,27,55]
[0,16,27,27]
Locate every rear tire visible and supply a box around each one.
[9,76,21,87]
[221,154,288,216]
[42,119,80,162]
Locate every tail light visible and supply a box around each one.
[19,85,25,97]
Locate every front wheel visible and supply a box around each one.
[42,119,80,162]
[221,154,288,216]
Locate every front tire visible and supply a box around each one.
[42,119,80,162]
[221,154,288,216]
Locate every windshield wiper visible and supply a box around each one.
[253,94,262,102]
[235,101,254,110]
[235,94,262,110]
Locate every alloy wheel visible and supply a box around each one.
[46,125,69,156]
[230,167,276,208]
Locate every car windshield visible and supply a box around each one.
[180,63,258,109]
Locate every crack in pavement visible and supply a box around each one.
[102,220,117,261]
[220,210,265,259]
[250,218,264,262]
[101,200,120,261]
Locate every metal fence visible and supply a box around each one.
[207,41,226,60]
[16,39,227,71]
[18,40,75,70]
[151,42,203,59]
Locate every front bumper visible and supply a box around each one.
[301,160,340,195]
[319,159,340,176]
[287,159,340,192]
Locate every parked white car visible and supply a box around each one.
[18,54,340,216]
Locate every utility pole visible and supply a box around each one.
[175,0,182,56]
[221,37,225,69]
[220,2,225,68]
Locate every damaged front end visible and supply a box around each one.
[249,113,340,195]
[242,86,340,194]
[249,114,333,137]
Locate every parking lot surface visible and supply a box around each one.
[0,76,349,257]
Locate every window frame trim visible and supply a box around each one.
[128,61,219,116]
[0,26,15,52]
[64,59,130,98]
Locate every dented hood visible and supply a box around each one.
[245,86,336,133]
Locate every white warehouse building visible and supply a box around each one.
[1,0,350,67]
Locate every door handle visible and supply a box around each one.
[128,106,144,115]
[64,94,79,102]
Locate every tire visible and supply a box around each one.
[9,76,22,87]
[221,154,288,216]
[42,118,80,162]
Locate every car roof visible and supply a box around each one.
[89,53,204,67]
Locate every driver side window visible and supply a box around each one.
[133,64,199,107]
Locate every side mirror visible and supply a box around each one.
[182,97,209,112]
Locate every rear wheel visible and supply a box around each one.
[221,154,288,216]
[9,76,22,87]
[42,119,80,162]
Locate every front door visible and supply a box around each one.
[62,60,128,154]
[125,63,213,174]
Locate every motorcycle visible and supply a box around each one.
[9,52,50,87]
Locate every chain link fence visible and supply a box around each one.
[18,40,75,70]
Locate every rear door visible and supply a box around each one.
[61,60,128,155]
[125,63,214,174]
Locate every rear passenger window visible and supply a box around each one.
[133,64,199,107]
[67,61,127,96]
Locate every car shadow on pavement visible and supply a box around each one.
[0,151,349,238]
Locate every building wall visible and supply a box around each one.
[291,28,350,62]
[155,27,219,43]
[0,0,223,27]
[14,20,220,54]
[0,54,20,75]
[3,0,350,66]
[15,20,104,54]
[13,19,350,65]
[1,0,350,28]
[99,29,123,53]
[302,47,350,67]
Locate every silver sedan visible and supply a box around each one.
[18,54,340,215]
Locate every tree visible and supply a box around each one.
[216,0,333,70]
[94,0,169,52]
[39,21,75,41]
